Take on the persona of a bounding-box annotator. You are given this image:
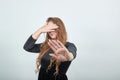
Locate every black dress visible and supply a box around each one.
[23,35,77,80]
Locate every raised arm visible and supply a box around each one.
[23,35,41,53]
[23,22,58,53]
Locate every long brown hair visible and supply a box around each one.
[36,17,67,75]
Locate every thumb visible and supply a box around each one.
[49,53,57,59]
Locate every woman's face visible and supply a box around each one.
[47,21,58,39]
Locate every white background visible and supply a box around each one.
[0,0,120,80]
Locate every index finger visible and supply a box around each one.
[57,40,65,48]
[48,22,59,29]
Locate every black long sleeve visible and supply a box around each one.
[66,42,77,59]
[23,35,41,53]
[23,35,77,80]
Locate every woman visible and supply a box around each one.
[23,17,77,80]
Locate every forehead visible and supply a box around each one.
[47,21,54,25]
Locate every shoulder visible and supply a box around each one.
[65,42,77,59]
[65,42,76,48]
[65,42,77,52]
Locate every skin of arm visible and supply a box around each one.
[32,22,74,61]
[32,22,58,40]
[48,40,74,61]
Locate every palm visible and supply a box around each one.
[55,48,68,62]
[41,22,58,33]
[48,40,69,62]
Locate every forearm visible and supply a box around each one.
[68,52,74,61]
[32,28,42,40]
[65,51,74,61]
[23,35,40,53]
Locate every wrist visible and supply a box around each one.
[67,52,74,61]
[38,28,43,33]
